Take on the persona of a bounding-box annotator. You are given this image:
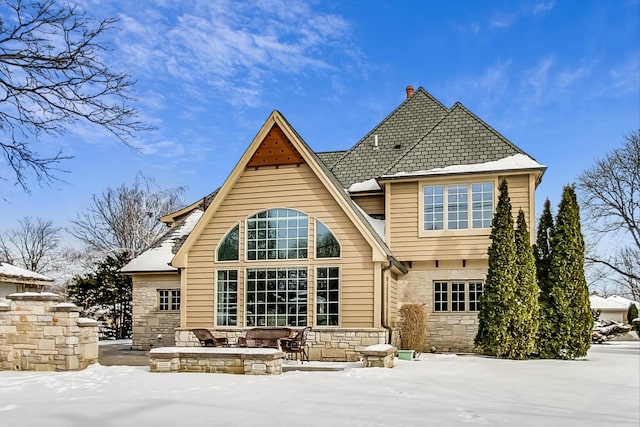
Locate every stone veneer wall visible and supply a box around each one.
[398,260,487,353]
[131,273,181,350]
[175,327,389,362]
[0,293,98,371]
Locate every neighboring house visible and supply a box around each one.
[0,262,53,299]
[123,86,545,359]
[589,295,629,323]
[606,295,640,313]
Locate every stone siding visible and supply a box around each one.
[150,347,284,375]
[398,260,487,353]
[175,327,389,362]
[131,273,181,350]
[0,293,98,371]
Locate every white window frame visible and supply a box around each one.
[315,266,340,327]
[433,280,484,313]
[245,267,308,327]
[216,269,238,327]
[158,289,180,311]
[245,208,309,262]
[419,177,497,237]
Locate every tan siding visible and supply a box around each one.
[185,163,377,328]
[499,174,531,226]
[388,174,535,261]
[351,194,385,216]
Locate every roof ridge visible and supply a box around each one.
[381,99,453,176]
[449,102,538,161]
[329,87,447,173]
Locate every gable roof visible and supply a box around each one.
[328,88,448,188]
[385,102,543,177]
[172,110,404,271]
[121,209,203,273]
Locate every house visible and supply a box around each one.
[0,262,53,299]
[123,86,545,360]
[589,295,639,323]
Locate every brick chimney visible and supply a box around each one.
[406,85,414,98]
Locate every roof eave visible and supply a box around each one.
[378,166,547,183]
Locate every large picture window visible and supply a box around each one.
[423,182,493,232]
[217,270,238,326]
[316,267,339,326]
[246,268,307,327]
[434,280,483,312]
[246,209,308,260]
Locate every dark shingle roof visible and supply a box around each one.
[316,150,347,168]
[328,88,448,187]
[385,103,529,175]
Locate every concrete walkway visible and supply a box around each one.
[98,340,149,366]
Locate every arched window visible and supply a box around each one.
[316,220,340,258]
[246,209,308,260]
[217,224,239,261]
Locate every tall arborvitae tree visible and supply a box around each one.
[542,186,592,359]
[475,179,517,356]
[535,199,556,356]
[509,210,540,359]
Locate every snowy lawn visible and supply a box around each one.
[1,342,638,427]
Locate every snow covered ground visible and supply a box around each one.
[1,342,638,427]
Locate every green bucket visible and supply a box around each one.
[397,350,414,360]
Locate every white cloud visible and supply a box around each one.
[109,1,354,108]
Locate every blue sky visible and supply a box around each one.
[1,0,638,242]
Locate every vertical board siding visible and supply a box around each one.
[184,164,376,328]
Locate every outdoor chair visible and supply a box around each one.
[191,329,229,347]
[281,327,310,363]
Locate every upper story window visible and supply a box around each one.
[423,182,494,232]
[217,224,239,261]
[316,220,340,258]
[246,209,308,260]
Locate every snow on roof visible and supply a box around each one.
[607,295,640,309]
[347,178,381,193]
[0,262,53,282]
[589,295,629,310]
[381,154,545,179]
[351,203,385,241]
[121,209,203,273]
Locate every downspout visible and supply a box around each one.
[381,258,393,345]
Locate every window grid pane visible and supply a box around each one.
[246,268,307,327]
[451,282,465,311]
[423,185,444,230]
[316,267,339,326]
[247,209,308,260]
[158,289,179,311]
[158,290,169,311]
[217,270,238,326]
[171,290,180,311]
[434,281,448,311]
[469,281,483,311]
[472,183,493,229]
[447,185,468,230]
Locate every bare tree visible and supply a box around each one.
[69,173,185,259]
[0,0,149,190]
[0,216,61,273]
[577,130,640,300]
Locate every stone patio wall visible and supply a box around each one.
[0,292,98,371]
[175,327,389,362]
